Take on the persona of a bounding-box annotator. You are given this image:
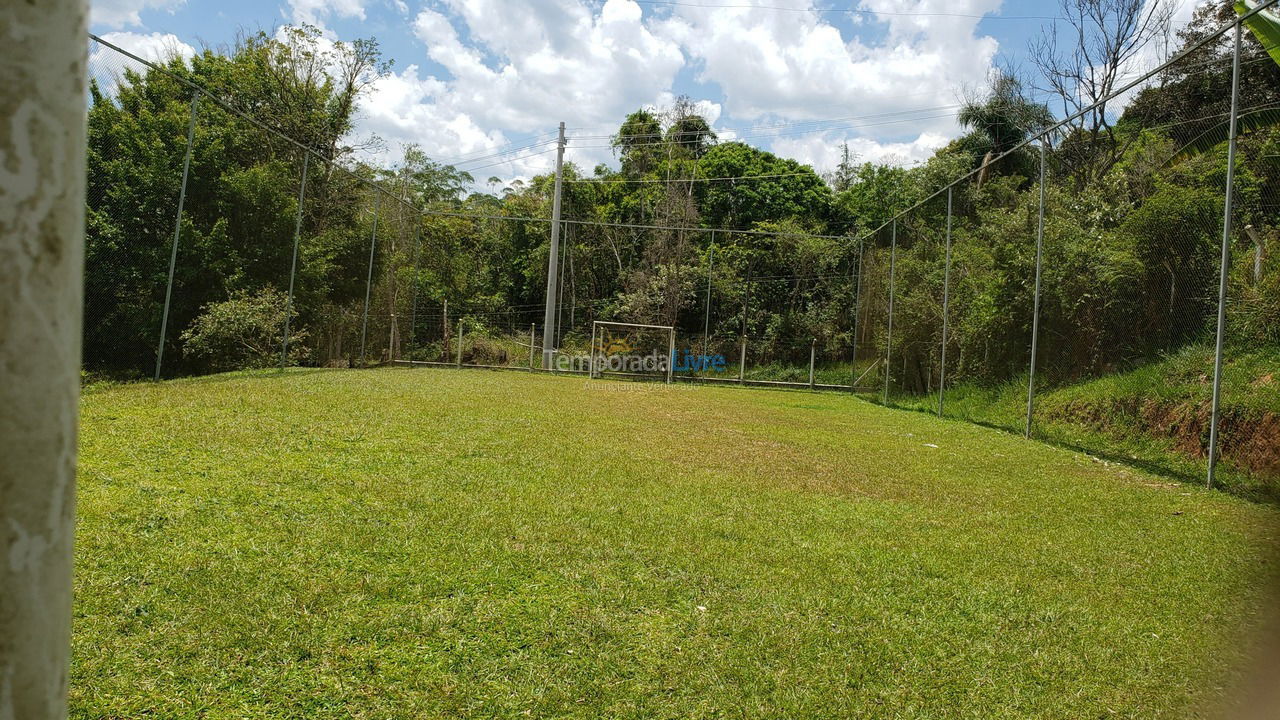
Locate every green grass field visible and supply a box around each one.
[74,368,1280,718]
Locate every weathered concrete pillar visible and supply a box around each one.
[0,0,89,717]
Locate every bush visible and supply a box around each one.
[181,287,309,372]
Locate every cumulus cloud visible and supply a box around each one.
[654,0,999,135]
[90,31,196,93]
[286,0,370,27]
[91,0,186,29]
[773,132,951,172]
[414,0,684,131]
[357,64,514,169]
[352,0,687,176]
[94,30,196,62]
[350,0,1007,182]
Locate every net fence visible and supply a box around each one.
[83,15,1279,496]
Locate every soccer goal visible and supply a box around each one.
[590,321,676,383]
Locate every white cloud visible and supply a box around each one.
[413,0,684,132]
[286,0,370,27]
[347,0,1008,183]
[654,0,999,137]
[352,0,687,177]
[90,0,185,29]
[773,132,951,172]
[90,31,196,93]
[357,64,515,170]
[94,30,196,62]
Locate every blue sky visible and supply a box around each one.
[87,0,1203,182]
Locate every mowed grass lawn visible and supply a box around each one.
[74,368,1279,718]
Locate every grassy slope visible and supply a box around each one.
[75,368,1279,718]
[891,345,1280,501]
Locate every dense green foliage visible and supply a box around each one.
[85,8,1277,385]
[74,369,1279,716]
[179,287,308,371]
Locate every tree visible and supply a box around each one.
[1030,0,1175,181]
[696,142,833,230]
[825,143,859,192]
[180,287,309,371]
[613,109,663,176]
[1122,1,1280,151]
[664,97,717,159]
[84,27,388,376]
[957,72,1052,186]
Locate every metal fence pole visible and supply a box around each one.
[938,187,953,416]
[808,338,816,389]
[280,152,309,370]
[883,220,897,403]
[407,225,422,364]
[1026,142,1048,439]
[456,318,465,368]
[850,237,862,392]
[154,91,199,381]
[1207,21,1244,488]
[590,322,598,378]
[704,232,715,358]
[359,193,380,367]
[739,277,750,382]
[388,201,403,363]
[667,328,675,384]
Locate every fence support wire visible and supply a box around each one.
[883,220,897,403]
[154,90,199,381]
[939,187,953,416]
[1026,142,1047,439]
[360,193,380,367]
[1207,20,1244,489]
[280,152,308,370]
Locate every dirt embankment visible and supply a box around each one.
[1048,395,1280,480]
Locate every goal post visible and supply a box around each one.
[590,321,676,383]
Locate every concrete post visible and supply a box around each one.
[0,0,88,717]
[540,122,566,369]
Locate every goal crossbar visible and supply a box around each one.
[589,321,676,383]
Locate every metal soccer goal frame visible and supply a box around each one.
[589,321,676,384]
